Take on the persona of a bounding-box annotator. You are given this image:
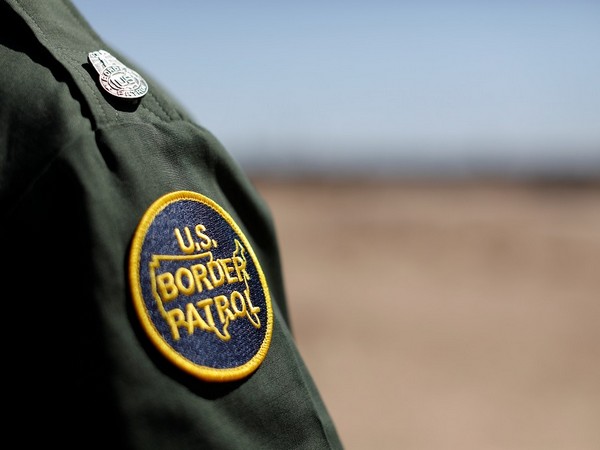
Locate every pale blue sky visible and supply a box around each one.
[72,1,600,176]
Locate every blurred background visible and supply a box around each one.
[73,1,600,448]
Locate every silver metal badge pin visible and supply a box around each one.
[87,50,148,100]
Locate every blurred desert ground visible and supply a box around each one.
[251,175,600,450]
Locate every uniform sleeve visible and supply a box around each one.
[1,1,343,448]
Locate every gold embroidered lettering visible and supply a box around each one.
[207,260,225,287]
[219,258,238,283]
[185,302,210,335]
[190,263,213,292]
[232,255,247,281]
[244,288,261,328]
[152,238,261,341]
[174,227,195,254]
[165,308,185,340]
[197,298,216,328]
[161,289,259,342]
[214,294,235,323]
[156,272,178,302]
[194,224,213,250]
[230,290,246,316]
[175,267,195,296]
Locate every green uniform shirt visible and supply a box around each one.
[0,1,342,448]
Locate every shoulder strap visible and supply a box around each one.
[5,0,185,128]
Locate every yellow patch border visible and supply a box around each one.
[129,190,273,382]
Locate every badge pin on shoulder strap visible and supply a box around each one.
[88,50,148,100]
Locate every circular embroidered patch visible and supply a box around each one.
[129,191,273,382]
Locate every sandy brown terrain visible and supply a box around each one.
[252,177,600,450]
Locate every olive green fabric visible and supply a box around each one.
[0,0,343,448]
